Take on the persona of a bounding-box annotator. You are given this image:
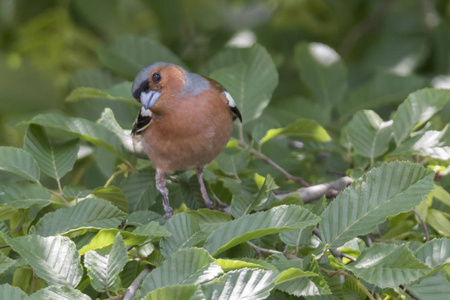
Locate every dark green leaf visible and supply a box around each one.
[0,147,40,182]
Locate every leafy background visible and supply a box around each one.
[0,0,450,299]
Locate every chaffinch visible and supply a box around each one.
[131,62,242,218]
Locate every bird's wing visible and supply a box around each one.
[203,76,242,122]
[131,107,153,136]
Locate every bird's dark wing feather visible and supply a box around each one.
[131,107,152,136]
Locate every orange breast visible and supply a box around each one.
[141,89,234,174]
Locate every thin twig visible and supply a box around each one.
[329,249,356,262]
[123,267,151,300]
[248,241,284,256]
[236,139,310,186]
[50,190,70,206]
[320,267,376,300]
[400,285,421,300]
[412,209,429,242]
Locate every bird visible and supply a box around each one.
[131,62,242,219]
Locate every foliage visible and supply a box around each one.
[0,0,450,299]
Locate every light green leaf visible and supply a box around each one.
[215,259,272,272]
[0,146,40,181]
[276,268,318,285]
[390,126,450,161]
[393,88,450,144]
[32,198,127,236]
[295,42,347,107]
[78,229,148,255]
[338,72,426,118]
[24,125,79,180]
[431,184,450,207]
[188,209,232,235]
[0,252,16,274]
[204,205,321,256]
[92,185,129,213]
[160,213,208,258]
[202,268,277,300]
[347,110,392,159]
[25,113,123,156]
[85,233,128,293]
[140,248,223,296]
[29,285,91,300]
[426,209,450,236]
[415,238,450,269]
[346,243,431,288]
[121,170,158,212]
[0,181,50,209]
[320,161,434,248]
[8,235,82,287]
[209,44,278,123]
[142,285,205,300]
[261,118,331,144]
[0,284,28,300]
[98,35,186,79]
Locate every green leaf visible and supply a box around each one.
[29,285,91,300]
[98,35,186,79]
[0,252,16,274]
[142,285,205,300]
[24,125,79,180]
[121,170,158,212]
[133,221,171,239]
[276,268,318,285]
[338,72,426,118]
[320,161,434,248]
[261,118,331,144]
[25,113,123,156]
[347,110,392,159]
[0,181,51,209]
[215,148,250,176]
[8,235,83,287]
[415,238,450,269]
[0,284,28,300]
[224,178,257,218]
[390,126,450,161]
[160,213,208,257]
[294,42,347,107]
[230,174,278,218]
[426,209,450,236]
[393,88,450,144]
[140,248,223,296]
[204,205,321,256]
[346,243,431,288]
[85,233,128,293]
[92,185,129,213]
[0,146,40,181]
[202,268,277,300]
[66,84,139,107]
[209,44,278,123]
[32,198,127,236]
[215,259,273,272]
[188,209,232,235]
[408,272,450,300]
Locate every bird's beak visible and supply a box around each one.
[140,90,161,109]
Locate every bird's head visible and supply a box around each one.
[132,62,209,115]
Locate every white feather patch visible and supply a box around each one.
[140,106,152,117]
[223,91,236,107]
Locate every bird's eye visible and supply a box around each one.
[152,72,161,83]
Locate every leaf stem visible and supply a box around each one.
[50,190,70,206]
[412,209,429,242]
[247,241,283,256]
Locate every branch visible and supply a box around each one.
[236,139,310,186]
[275,176,353,203]
[400,284,421,300]
[123,267,151,300]
[412,209,430,242]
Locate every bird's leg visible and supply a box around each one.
[155,169,173,219]
[196,166,214,209]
